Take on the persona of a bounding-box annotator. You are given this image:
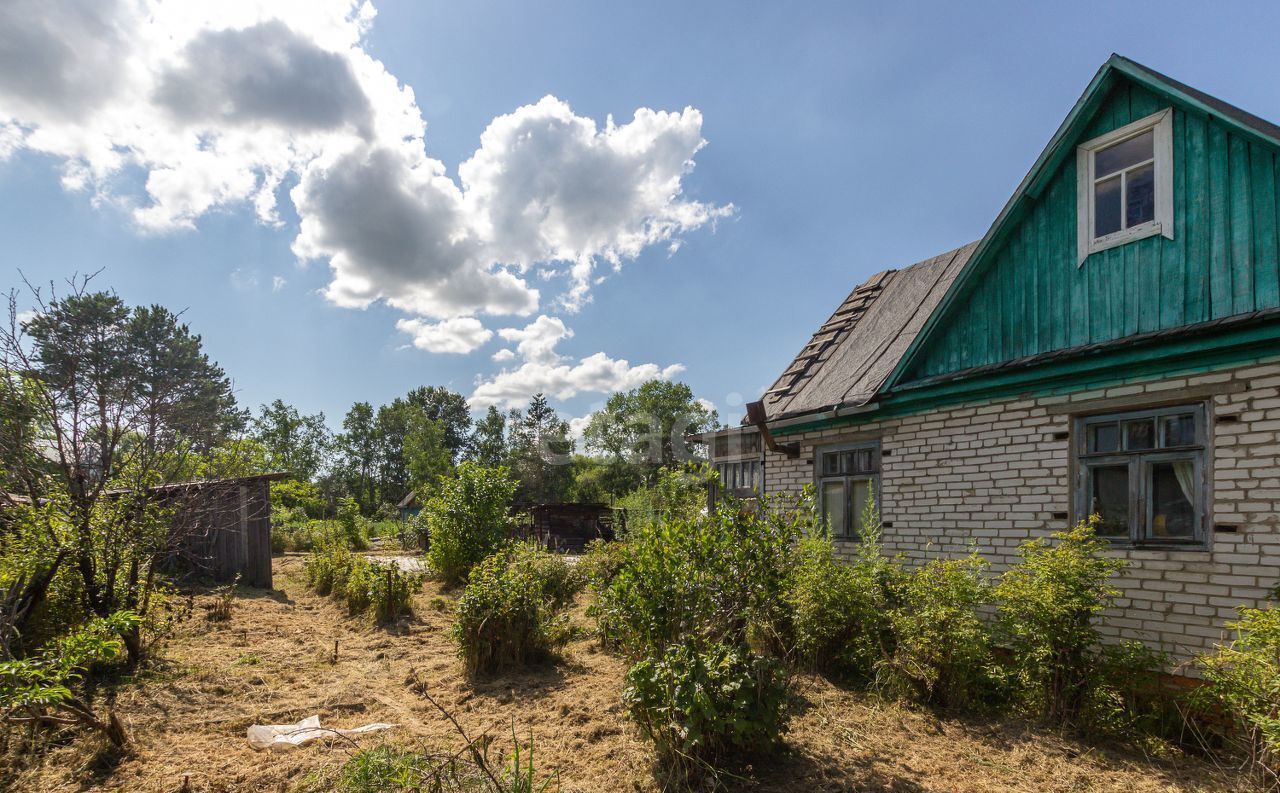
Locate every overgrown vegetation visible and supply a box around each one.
[1198,604,1280,789]
[599,496,803,783]
[304,545,421,624]
[786,496,896,679]
[878,553,1002,711]
[993,519,1129,724]
[424,464,518,585]
[452,543,582,676]
[0,611,140,748]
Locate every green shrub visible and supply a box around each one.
[453,543,581,676]
[424,463,518,585]
[0,611,140,747]
[994,519,1127,723]
[1081,640,1175,741]
[787,526,896,679]
[578,538,628,593]
[878,553,1003,710]
[304,545,421,624]
[304,544,355,596]
[601,496,806,780]
[614,465,710,534]
[337,497,370,550]
[625,641,789,776]
[1198,604,1280,787]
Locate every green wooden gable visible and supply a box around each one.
[888,55,1280,392]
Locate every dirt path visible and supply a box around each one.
[4,556,1247,792]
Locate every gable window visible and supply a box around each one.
[815,441,880,538]
[1073,404,1207,546]
[1076,108,1173,264]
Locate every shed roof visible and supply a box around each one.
[760,242,976,421]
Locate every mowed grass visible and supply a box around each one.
[2,555,1249,793]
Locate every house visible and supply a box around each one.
[396,490,422,521]
[703,55,1280,664]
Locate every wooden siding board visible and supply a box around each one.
[1185,111,1210,324]
[1251,142,1279,308]
[1160,109,1187,329]
[1229,133,1255,313]
[1208,121,1233,318]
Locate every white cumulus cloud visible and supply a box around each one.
[0,0,730,330]
[396,316,494,355]
[469,314,684,409]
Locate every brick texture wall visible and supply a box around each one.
[759,359,1280,664]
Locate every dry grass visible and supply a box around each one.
[1,555,1251,792]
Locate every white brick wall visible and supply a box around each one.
[759,358,1280,664]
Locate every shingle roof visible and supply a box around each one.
[761,241,977,421]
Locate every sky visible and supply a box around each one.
[3,0,1280,434]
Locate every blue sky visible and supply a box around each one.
[3,0,1279,432]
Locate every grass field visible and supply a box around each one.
[3,554,1250,792]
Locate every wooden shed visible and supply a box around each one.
[515,503,623,553]
[130,473,285,588]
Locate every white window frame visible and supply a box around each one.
[1076,108,1174,266]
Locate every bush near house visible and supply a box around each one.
[786,505,898,679]
[1198,604,1280,789]
[993,519,1130,723]
[600,496,805,783]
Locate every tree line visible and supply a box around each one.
[253,379,720,519]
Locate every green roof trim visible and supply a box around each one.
[773,317,1280,437]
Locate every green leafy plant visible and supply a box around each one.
[0,611,140,747]
[994,518,1127,723]
[1198,604,1280,788]
[452,543,581,676]
[877,552,1002,710]
[601,494,806,782]
[304,545,421,624]
[424,463,518,585]
[337,497,370,551]
[787,518,897,679]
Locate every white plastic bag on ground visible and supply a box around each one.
[247,714,396,751]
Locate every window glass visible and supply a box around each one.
[821,480,845,536]
[850,478,872,535]
[858,449,874,472]
[1095,130,1153,177]
[1089,423,1120,453]
[1149,461,1196,539]
[1094,174,1123,238]
[1076,405,1205,545]
[1125,162,1156,227]
[1161,414,1196,447]
[1089,464,1130,536]
[822,453,840,476]
[1124,419,1156,451]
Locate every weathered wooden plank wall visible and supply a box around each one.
[906,78,1280,381]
